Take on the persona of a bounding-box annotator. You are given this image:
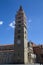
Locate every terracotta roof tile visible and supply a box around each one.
[0,50,14,52]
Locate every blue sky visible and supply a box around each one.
[0,0,43,45]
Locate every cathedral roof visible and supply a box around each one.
[0,50,14,52]
[0,44,14,46]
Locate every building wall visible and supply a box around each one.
[33,45,43,63]
[0,50,15,64]
[28,42,36,63]
[0,43,43,64]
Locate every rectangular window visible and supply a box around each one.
[18,21,21,23]
[18,17,21,19]
[18,30,21,33]
[18,24,21,27]
[18,35,20,39]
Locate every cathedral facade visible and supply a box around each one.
[0,6,43,64]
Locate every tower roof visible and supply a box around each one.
[19,6,23,11]
[16,6,26,18]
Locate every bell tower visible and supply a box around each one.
[14,6,28,64]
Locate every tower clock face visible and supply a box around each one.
[17,40,21,44]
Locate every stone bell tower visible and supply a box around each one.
[14,6,28,64]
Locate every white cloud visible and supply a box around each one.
[28,19,32,23]
[0,21,3,25]
[27,19,32,26]
[27,19,32,32]
[9,21,15,28]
